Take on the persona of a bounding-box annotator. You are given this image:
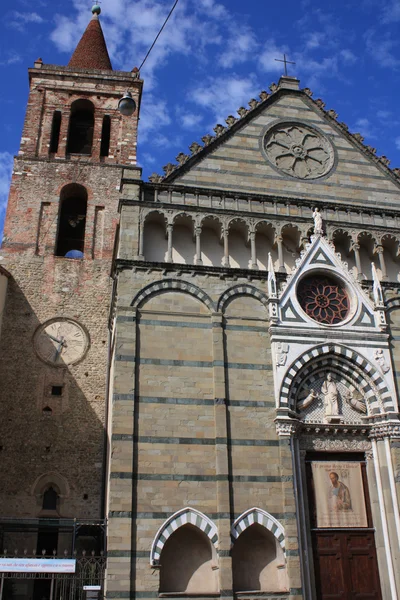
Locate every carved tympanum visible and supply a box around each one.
[264,122,334,179]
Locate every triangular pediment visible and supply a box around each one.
[151,79,400,210]
[279,235,378,331]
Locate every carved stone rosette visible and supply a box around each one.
[264,122,334,179]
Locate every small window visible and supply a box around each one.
[56,184,87,258]
[49,111,62,154]
[100,115,111,157]
[51,386,63,396]
[67,99,94,155]
[42,487,58,511]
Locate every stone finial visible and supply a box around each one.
[393,168,400,177]
[176,152,189,165]
[248,99,259,109]
[162,163,176,176]
[225,115,237,126]
[213,124,226,136]
[132,67,140,78]
[149,173,163,183]
[269,82,278,93]
[314,99,326,109]
[259,90,269,101]
[202,134,214,145]
[327,109,338,119]
[365,145,377,155]
[189,141,202,154]
[352,132,365,143]
[303,87,313,97]
[237,107,248,118]
[379,155,391,166]
[339,122,349,131]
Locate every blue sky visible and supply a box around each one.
[1,0,400,237]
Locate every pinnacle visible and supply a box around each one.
[68,12,112,71]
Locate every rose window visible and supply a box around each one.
[264,123,334,179]
[297,275,350,325]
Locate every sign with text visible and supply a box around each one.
[312,462,368,528]
[0,558,76,573]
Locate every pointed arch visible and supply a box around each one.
[150,508,218,566]
[231,508,285,556]
[131,279,215,311]
[218,284,269,313]
[280,344,393,414]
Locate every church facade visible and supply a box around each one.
[0,6,400,600]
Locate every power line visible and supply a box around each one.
[138,0,180,72]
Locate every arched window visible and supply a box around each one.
[100,115,111,157]
[67,99,94,155]
[42,486,58,511]
[159,525,218,594]
[49,111,62,155]
[56,184,87,258]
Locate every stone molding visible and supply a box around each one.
[150,507,218,566]
[231,508,286,556]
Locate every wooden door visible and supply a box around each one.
[313,532,382,600]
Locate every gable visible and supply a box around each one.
[166,86,400,210]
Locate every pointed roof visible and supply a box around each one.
[149,76,400,186]
[68,7,112,71]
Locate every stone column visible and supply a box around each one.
[250,231,258,269]
[276,235,286,273]
[195,226,203,265]
[166,223,173,263]
[376,245,388,281]
[138,219,145,260]
[222,227,230,267]
[211,313,233,597]
[352,243,364,280]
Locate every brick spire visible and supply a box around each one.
[68,6,112,71]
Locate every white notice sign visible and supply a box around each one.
[0,558,76,573]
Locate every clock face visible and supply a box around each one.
[34,318,89,367]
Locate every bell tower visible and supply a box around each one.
[0,2,142,534]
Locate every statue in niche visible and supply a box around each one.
[313,207,323,235]
[321,373,342,423]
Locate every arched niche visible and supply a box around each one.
[281,225,301,273]
[201,217,224,267]
[332,229,357,278]
[381,235,400,282]
[66,99,95,155]
[172,215,195,265]
[143,212,167,262]
[358,232,379,280]
[229,219,250,269]
[55,183,88,258]
[255,222,276,271]
[159,524,219,594]
[232,524,288,593]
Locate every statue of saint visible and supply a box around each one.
[321,373,340,418]
[313,207,323,235]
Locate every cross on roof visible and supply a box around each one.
[275,54,296,77]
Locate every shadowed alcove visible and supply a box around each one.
[232,524,288,593]
[159,525,219,594]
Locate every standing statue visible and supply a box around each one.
[313,207,323,235]
[321,373,341,420]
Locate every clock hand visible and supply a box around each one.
[48,333,63,344]
[54,337,65,362]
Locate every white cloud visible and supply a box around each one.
[364,29,400,68]
[0,52,22,67]
[138,95,171,144]
[340,49,357,64]
[395,136,400,150]
[354,118,376,139]
[259,42,291,74]
[0,152,13,238]
[9,11,44,31]
[381,0,400,23]
[305,32,326,50]
[218,29,258,68]
[188,74,261,125]
[179,111,204,130]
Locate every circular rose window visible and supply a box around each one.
[263,122,334,179]
[297,275,350,325]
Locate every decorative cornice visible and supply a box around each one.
[369,420,400,439]
[148,83,400,186]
